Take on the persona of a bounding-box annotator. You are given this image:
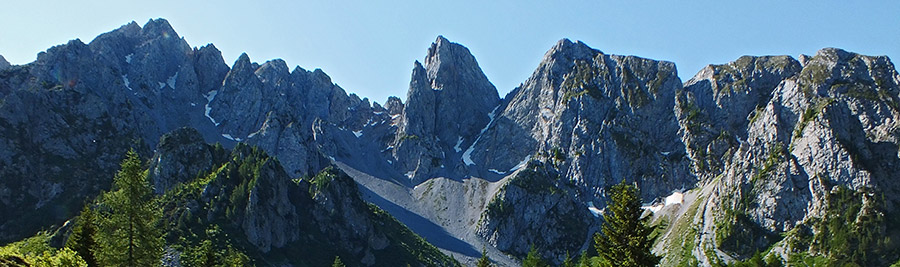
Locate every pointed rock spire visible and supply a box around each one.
[393,36,500,183]
[0,55,10,71]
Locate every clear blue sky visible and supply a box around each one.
[2,1,898,104]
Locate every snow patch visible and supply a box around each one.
[462,106,500,166]
[642,191,684,213]
[158,82,166,89]
[167,72,179,89]
[221,134,242,142]
[509,155,532,172]
[488,169,506,175]
[405,171,415,179]
[352,130,362,138]
[453,137,463,152]
[665,192,684,206]
[247,131,258,139]
[642,204,664,213]
[122,75,132,90]
[125,53,133,63]
[190,103,196,107]
[390,114,400,126]
[587,202,602,217]
[204,90,220,126]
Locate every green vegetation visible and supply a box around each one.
[477,247,493,267]
[66,204,99,266]
[522,245,548,267]
[0,231,87,266]
[561,60,604,103]
[331,256,346,267]
[793,98,833,139]
[96,149,163,266]
[594,180,661,267]
[729,251,783,267]
[810,186,892,266]
[398,134,420,142]
[0,143,464,266]
[658,188,703,267]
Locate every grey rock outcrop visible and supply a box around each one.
[0,55,10,70]
[148,127,222,194]
[391,36,500,183]
[473,39,692,201]
[678,56,803,175]
[475,161,594,264]
[658,48,900,265]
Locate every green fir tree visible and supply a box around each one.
[96,149,163,266]
[66,204,99,266]
[477,247,492,267]
[332,256,346,267]
[594,180,661,267]
[522,245,547,267]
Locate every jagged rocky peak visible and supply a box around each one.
[0,55,11,70]
[469,39,688,262]
[383,96,404,115]
[677,55,803,175]
[392,36,500,183]
[193,43,229,93]
[472,38,688,199]
[799,47,900,98]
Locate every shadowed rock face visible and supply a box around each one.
[391,36,501,184]
[0,55,10,71]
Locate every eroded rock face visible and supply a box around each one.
[662,48,900,265]
[391,36,501,183]
[475,161,594,264]
[148,127,221,194]
[473,39,693,201]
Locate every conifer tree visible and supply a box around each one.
[332,256,346,267]
[577,251,590,267]
[594,180,660,267]
[66,204,99,267]
[522,245,547,267]
[562,251,575,267]
[477,247,492,267]
[97,149,163,266]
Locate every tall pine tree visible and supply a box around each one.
[522,245,548,267]
[97,149,163,266]
[476,247,492,267]
[332,256,346,267]
[66,204,99,267]
[594,180,660,267]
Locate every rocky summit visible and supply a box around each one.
[1,18,899,266]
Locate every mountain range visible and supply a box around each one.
[1,18,899,266]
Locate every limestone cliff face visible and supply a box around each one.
[473,39,692,202]
[658,48,900,266]
[391,36,500,183]
[475,161,594,264]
